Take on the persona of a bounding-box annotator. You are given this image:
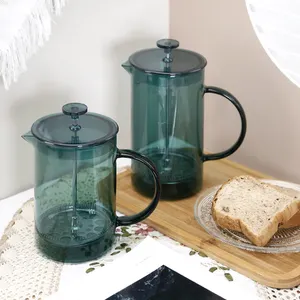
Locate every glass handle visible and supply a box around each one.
[202,86,247,162]
[116,149,161,226]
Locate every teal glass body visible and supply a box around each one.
[129,68,204,199]
[26,136,117,262]
[124,61,246,200]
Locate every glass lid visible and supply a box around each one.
[129,39,207,75]
[31,103,119,148]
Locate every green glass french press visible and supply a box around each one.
[22,103,160,262]
[123,39,247,199]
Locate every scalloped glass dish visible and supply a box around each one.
[194,179,300,253]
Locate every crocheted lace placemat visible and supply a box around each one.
[0,199,62,300]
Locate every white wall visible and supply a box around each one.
[171,0,300,184]
[0,0,169,199]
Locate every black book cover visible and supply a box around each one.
[107,265,225,300]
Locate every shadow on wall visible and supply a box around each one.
[9,88,73,193]
[107,34,158,149]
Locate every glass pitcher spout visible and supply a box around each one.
[22,131,37,146]
[122,61,132,74]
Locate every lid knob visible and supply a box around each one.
[62,103,88,119]
[157,39,179,64]
[157,39,179,52]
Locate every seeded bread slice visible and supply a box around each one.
[212,175,300,247]
[274,186,300,228]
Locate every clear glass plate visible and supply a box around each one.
[194,179,300,253]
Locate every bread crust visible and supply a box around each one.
[281,212,300,229]
[212,177,241,232]
[272,186,300,228]
[212,175,300,247]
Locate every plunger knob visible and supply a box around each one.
[62,103,88,119]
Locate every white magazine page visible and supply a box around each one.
[47,237,259,300]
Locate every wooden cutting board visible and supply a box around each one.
[116,159,300,289]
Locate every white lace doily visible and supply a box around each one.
[256,283,300,300]
[0,199,63,300]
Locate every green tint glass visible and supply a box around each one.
[33,140,117,262]
[124,39,247,199]
[23,103,161,262]
[130,71,205,199]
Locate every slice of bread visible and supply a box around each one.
[273,186,300,228]
[212,175,300,247]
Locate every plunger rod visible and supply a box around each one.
[71,141,78,235]
[62,103,88,236]
[164,80,170,164]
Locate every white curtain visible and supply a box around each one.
[0,0,66,89]
[246,0,300,88]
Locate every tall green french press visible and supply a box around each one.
[123,39,247,199]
